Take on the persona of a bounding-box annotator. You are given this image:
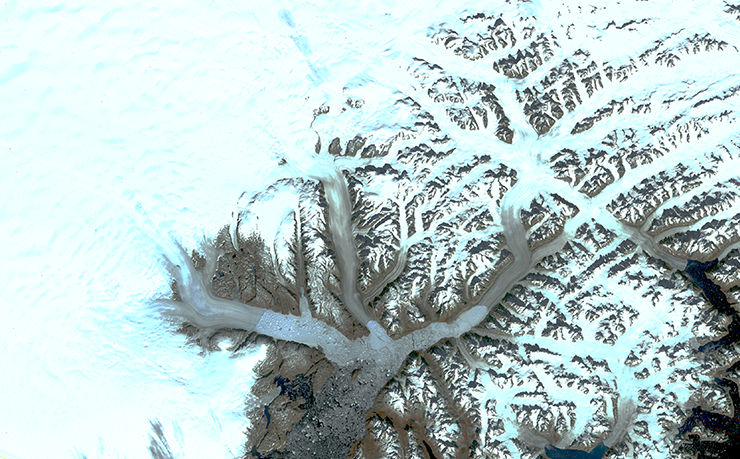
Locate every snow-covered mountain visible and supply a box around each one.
[155,2,740,458]
[4,1,740,459]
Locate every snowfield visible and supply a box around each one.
[3,1,740,458]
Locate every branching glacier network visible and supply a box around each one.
[154,1,740,458]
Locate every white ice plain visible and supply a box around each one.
[0,0,468,456]
[0,0,316,457]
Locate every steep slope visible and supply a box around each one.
[157,1,740,458]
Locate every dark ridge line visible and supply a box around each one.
[148,420,175,459]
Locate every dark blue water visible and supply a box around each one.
[249,373,316,458]
[684,259,734,314]
[675,259,740,459]
[544,443,607,459]
[683,259,740,352]
[274,373,315,410]
[541,258,740,459]
[422,440,438,459]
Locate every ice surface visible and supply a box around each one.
[0,1,283,457]
[4,0,740,458]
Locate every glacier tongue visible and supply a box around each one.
[254,298,490,369]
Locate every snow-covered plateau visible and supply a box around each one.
[3,1,740,459]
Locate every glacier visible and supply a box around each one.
[3,0,740,459]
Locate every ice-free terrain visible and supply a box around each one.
[4,1,740,459]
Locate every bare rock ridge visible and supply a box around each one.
[157,2,740,458]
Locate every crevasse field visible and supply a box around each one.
[3,0,740,458]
